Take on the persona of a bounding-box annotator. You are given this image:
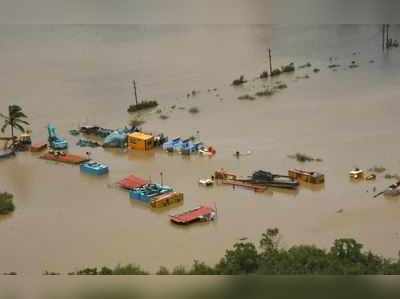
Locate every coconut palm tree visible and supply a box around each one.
[0,105,30,144]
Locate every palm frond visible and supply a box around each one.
[12,111,27,118]
[15,119,30,125]
[14,123,25,133]
[1,121,9,133]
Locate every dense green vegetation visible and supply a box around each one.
[70,264,149,275]
[72,228,400,275]
[0,192,15,215]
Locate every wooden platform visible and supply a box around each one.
[40,152,90,165]
[221,179,267,192]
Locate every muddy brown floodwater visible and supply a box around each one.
[1,25,400,275]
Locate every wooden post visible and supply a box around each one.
[160,171,163,186]
[133,80,138,105]
[268,48,272,75]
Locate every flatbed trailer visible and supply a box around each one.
[40,152,90,165]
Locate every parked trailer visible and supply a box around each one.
[150,192,184,208]
[40,152,89,165]
[170,205,216,224]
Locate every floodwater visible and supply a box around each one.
[1,24,400,275]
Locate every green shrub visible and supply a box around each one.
[281,63,295,73]
[0,192,15,215]
[112,263,148,275]
[171,265,187,275]
[238,94,256,100]
[232,75,247,86]
[188,107,200,114]
[156,266,170,275]
[255,88,275,97]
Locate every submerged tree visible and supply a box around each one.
[0,105,30,145]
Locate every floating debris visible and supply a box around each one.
[199,178,214,186]
[238,94,256,100]
[313,68,320,73]
[348,61,359,68]
[369,59,375,63]
[288,153,322,162]
[128,100,158,113]
[368,166,386,173]
[384,173,400,180]
[232,75,247,86]
[259,71,269,79]
[76,139,101,148]
[296,75,310,80]
[365,173,377,181]
[328,64,340,69]
[189,107,200,114]
[281,63,295,73]
[336,209,344,213]
[270,69,282,77]
[159,114,169,120]
[255,88,275,97]
[275,83,288,89]
[298,62,312,69]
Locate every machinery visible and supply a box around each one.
[48,124,68,150]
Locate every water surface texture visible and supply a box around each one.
[1,25,400,274]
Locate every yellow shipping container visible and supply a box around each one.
[128,132,155,151]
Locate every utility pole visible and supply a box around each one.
[133,80,138,105]
[382,24,386,51]
[386,24,390,49]
[268,48,272,75]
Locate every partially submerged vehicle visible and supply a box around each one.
[80,161,109,176]
[247,170,299,189]
[129,184,173,203]
[48,124,68,150]
[162,137,183,152]
[349,168,364,179]
[181,140,203,155]
[80,161,109,175]
[199,178,214,186]
[365,173,377,181]
[103,129,128,148]
[129,183,184,208]
[288,169,325,184]
[170,205,217,224]
[199,146,216,156]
